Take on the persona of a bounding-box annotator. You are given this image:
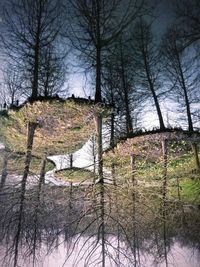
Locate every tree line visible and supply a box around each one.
[0,0,200,134]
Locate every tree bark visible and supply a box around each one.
[0,150,9,189]
[110,112,115,148]
[40,153,47,184]
[161,139,169,267]
[162,140,168,202]
[111,163,116,185]
[95,1,102,103]
[14,121,37,267]
[95,115,103,183]
[95,45,102,103]
[174,47,193,131]
[192,143,200,172]
[150,84,165,130]
[131,154,136,186]
[100,182,105,267]
[69,154,73,168]
[174,42,200,171]
[138,21,165,130]
[22,122,37,186]
[92,134,96,174]
[31,7,42,100]
[120,44,133,135]
[143,55,165,130]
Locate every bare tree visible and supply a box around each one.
[112,35,134,136]
[66,0,149,102]
[102,59,118,146]
[39,43,67,98]
[175,0,200,48]
[161,27,198,131]
[102,34,139,137]
[3,64,23,106]
[161,27,200,170]
[0,149,9,190]
[131,19,166,130]
[2,0,64,100]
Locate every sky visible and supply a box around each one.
[153,0,175,37]
[68,0,176,98]
[0,0,187,113]
[1,0,198,130]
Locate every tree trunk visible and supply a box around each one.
[130,154,138,266]
[120,44,133,135]
[124,93,133,136]
[131,154,136,186]
[176,176,181,201]
[95,2,102,103]
[32,45,40,100]
[176,49,193,132]
[144,65,165,130]
[92,134,96,174]
[69,154,73,168]
[31,6,42,100]
[0,150,9,189]
[69,182,73,209]
[95,46,102,103]
[142,43,165,130]
[162,140,168,202]
[100,182,105,267]
[22,122,37,186]
[32,153,46,265]
[95,115,103,182]
[111,163,116,185]
[161,139,169,267]
[110,112,115,148]
[151,86,165,130]
[191,143,200,172]
[14,121,37,267]
[175,49,200,170]
[40,153,47,184]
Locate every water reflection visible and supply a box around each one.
[0,174,199,267]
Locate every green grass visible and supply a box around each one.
[0,100,97,156]
[103,144,200,204]
[181,179,200,202]
[0,153,55,175]
[169,178,200,203]
[55,168,97,183]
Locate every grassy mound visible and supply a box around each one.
[0,100,100,156]
[0,152,55,176]
[55,168,98,183]
[104,138,200,204]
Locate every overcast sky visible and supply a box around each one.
[0,0,176,99]
[152,0,175,37]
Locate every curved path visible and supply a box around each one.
[0,136,112,187]
[46,137,112,186]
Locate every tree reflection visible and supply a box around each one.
[0,158,200,266]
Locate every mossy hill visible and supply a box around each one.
[0,99,107,156]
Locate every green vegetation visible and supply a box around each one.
[0,153,54,176]
[0,100,98,155]
[0,101,199,205]
[55,168,98,183]
[104,138,200,204]
[170,178,200,203]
